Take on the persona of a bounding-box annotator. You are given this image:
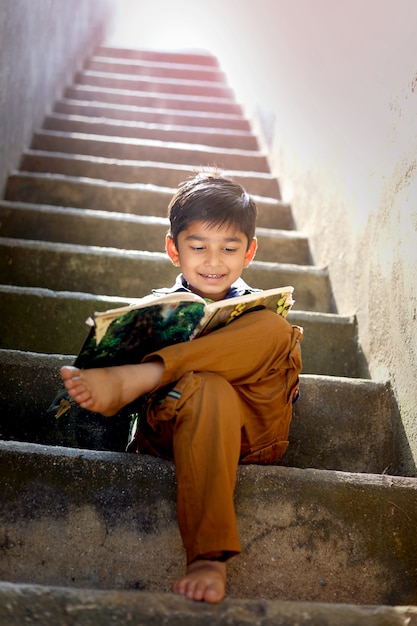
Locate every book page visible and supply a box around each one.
[75,299,207,368]
[193,287,294,337]
[93,291,204,344]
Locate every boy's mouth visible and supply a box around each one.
[201,274,224,279]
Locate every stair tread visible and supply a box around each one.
[31,129,263,156]
[5,172,284,218]
[6,171,280,207]
[30,129,271,173]
[42,112,259,150]
[96,45,221,67]
[0,201,297,233]
[0,235,323,270]
[0,236,323,274]
[0,282,346,320]
[44,112,256,139]
[76,69,234,97]
[6,170,288,226]
[64,85,242,116]
[2,440,410,485]
[18,151,281,197]
[55,97,251,128]
[29,130,270,173]
[66,83,241,107]
[0,236,331,311]
[0,285,360,377]
[1,584,417,626]
[0,348,387,471]
[0,199,292,224]
[0,200,308,264]
[88,55,226,80]
[6,170,281,204]
[91,53,223,71]
[1,440,415,605]
[22,150,270,172]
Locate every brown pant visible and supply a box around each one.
[137,309,303,564]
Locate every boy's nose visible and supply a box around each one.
[205,251,221,266]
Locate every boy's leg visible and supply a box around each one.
[146,309,301,394]
[146,370,243,603]
[145,308,303,462]
[142,309,302,592]
[147,371,244,564]
[60,361,163,416]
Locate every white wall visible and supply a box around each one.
[109,0,417,473]
[242,0,417,475]
[0,0,114,195]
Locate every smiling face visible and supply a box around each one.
[166,220,257,301]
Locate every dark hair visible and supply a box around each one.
[168,173,257,249]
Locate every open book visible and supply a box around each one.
[50,286,294,418]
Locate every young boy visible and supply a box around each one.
[60,173,303,604]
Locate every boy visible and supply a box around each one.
[60,173,303,604]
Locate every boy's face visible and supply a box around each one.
[166,220,257,301]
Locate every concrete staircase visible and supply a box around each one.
[0,46,416,625]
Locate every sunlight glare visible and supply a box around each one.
[109,0,223,53]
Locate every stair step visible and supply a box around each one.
[96,45,220,67]
[5,171,289,228]
[0,583,417,626]
[30,130,271,174]
[0,285,357,376]
[0,286,130,356]
[54,98,251,130]
[288,310,366,377]
[42,112,260,151]
[0,201,306,264]
[19,150,281,198]
[0,348,391,471]
[64,84,243,115]
[1,583,416,626]
[1,440,414,604]
[75,69,235,100]
[0,238,332,310]
[87,55,226,82]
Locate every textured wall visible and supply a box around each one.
[0,0,115,195]
[245,0,417,475]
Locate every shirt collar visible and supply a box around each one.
[152,274,258,300]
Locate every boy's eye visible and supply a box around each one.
[188,245,238,253]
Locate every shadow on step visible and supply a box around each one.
[0,349,415,477]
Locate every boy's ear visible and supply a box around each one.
[166,234,180,267]
[243,237,257,267]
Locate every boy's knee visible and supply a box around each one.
[197,371,231,391]
[249,308,292,333]
[156,371,235,418]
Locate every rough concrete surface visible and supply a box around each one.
[1,441,416,605]
[0,350,398,473]
[1,583,417,626]
[0,237,331,310]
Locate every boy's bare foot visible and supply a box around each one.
[60,362,163,417]
[171,559,226,603]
